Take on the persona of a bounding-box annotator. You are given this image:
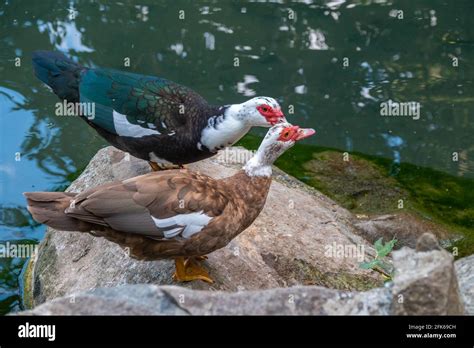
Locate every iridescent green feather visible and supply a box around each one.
[79,68,199,135]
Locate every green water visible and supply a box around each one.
[1,0,473,314]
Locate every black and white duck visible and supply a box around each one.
[32,51,287,170]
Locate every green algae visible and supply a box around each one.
[21,256,35,310]
[261,252,384,291]
[237,134,474,258]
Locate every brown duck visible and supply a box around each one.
[25,123,315,283]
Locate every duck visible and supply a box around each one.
[24,123,315,283]
[32,51,287,170]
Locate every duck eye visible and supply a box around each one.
[262,106,268,112]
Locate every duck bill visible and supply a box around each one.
[295,128,316,141]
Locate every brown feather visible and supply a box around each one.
[25,168,271,259]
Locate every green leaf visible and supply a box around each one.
[374,238,384,253]
[377,239,397,258]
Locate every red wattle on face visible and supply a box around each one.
[257,105,287,125]
[278,125,301,141]
[278,126,316,142]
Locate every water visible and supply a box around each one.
[0,0,473,314]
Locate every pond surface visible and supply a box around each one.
[1,0,473,314]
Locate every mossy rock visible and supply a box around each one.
[303,151,408,214]
[22,256,35,310]
[300,150,473,256]
[238,134,474,257]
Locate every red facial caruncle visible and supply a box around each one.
[257,104,286,125]
[278,125,316,142]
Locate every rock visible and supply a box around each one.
[303,151,405,213]
[353,213,451,249]
[455,254,474,315]
[20,228,470,315]
[391,246,464,315]
[304,151,453,249]
[25,146,384,307]
[18,284,392,315]
[416,232,442,252]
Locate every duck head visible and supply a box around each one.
[200,97,288,153]
[228,97,287,127]
[244,123,316,177]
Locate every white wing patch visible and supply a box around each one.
[200,115,249,152]
[113,110,161,137]
[151,211,213,239]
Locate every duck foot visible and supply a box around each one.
[173,256,213,283]
[148,161,182,171]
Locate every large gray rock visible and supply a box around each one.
[25,146,383,307]
[391,245,465,315]
[20,235,470,315]
[455,254,474,315]
[19,284,392,315]
[19,239,474,315]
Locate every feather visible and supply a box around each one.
[79,68,205,136]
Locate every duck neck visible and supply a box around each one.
[223,169,272,220]
[243,153,273,177]
[243,141,282,177]
[199,104,250,153]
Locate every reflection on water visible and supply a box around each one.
[0,0,473,314]
[38,20,95,53]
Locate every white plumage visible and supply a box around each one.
[151,211,213,239]
[113,110,160,137]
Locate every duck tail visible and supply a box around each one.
[32,50,85,103]
[24,192,90,232]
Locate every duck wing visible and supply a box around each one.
[65,170,229,240]
[79,68,209,137]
